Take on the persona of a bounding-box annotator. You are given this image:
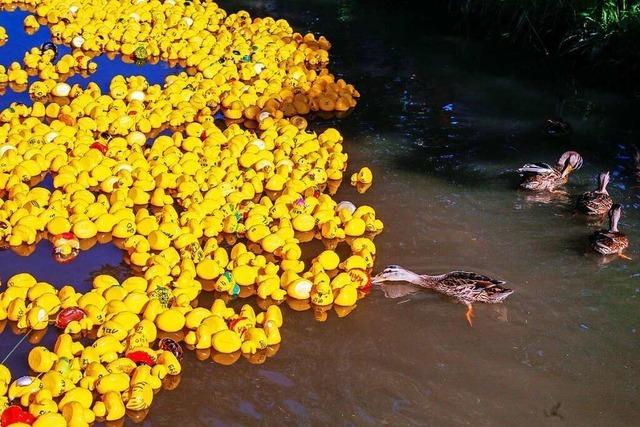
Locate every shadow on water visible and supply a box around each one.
[0,0,639,425]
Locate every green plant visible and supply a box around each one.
[452,0,640,77]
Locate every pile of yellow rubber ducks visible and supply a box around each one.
[0,0,380,425]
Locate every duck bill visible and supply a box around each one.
[370,274,385,284]
[561,164,573,178]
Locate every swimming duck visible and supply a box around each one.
[576,171,613,215]
[517,151,583,192]
[590,204,630,259]
[371,265,513,326]
[543,117,571,137]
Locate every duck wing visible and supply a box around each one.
[443,271,506,291]
[577,192,612,215]
[590,230,617,253]
[591,231,628,254]
[517,162,555,175]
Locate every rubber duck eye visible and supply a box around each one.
[232,50,240,56]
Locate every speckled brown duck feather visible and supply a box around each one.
[577,171,613,215]
[371,266,514,325]
[590,204,630,258]
[518,151,583,192]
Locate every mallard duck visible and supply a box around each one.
[544,117,571,137]
[371,265,513,326]
[590,204,630,259]
[518,151,583,192]
[576,171,613,215]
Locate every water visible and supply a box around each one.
[1,1,640,425]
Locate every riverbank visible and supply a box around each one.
[449,0,640,89]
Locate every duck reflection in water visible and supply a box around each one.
[519,190,570,206]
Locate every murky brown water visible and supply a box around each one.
[1,0,640,425]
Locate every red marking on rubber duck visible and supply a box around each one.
[2,405,36,426]
[55,307,86,329]
[127,351,156,366]
[90,142,108,154]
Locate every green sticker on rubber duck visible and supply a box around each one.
[133,45,148,61]
[215,271,237,295]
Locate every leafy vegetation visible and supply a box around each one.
[451,0,640,81]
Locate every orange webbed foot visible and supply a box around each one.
[465,304,474,327]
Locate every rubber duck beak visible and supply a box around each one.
[53,245,79,264]
[58,244,72,256]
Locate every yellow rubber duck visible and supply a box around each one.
[0,1,385,422]
[8,376,43,403]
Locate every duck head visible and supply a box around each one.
[557,151,583,177]
[371,265,422,284]
[608,204,622,233]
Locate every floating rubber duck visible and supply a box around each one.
[576,171,613,215]
[158,338,183,361]
[0,1,381,423]
[517,151,583,192]
[590,204,630,260]
[39,41,57,59]
[372,265,513,326]
[8,375,43,403]
[23,15,40,31]
[51,232,80,264]
[1,405,36,426]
